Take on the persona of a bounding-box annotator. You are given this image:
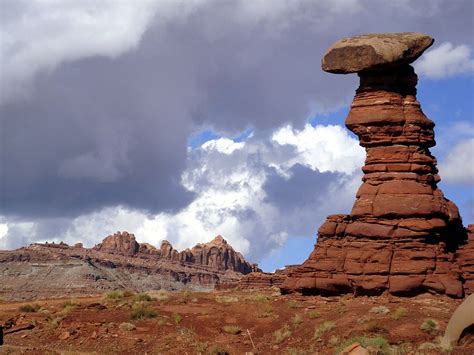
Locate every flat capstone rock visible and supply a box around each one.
[322,32,434,74]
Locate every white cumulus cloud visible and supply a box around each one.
[0,124,364,265]
[439,138,474,185]
[415,42,474,79]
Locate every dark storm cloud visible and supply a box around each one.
[1,0,473,223]
[263,164,340,211]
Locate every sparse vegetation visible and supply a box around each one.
[122,289,135,298]
[119,322,136,331]
[314,321,336,339]
[173,312,183,324]
[328,335,339,346]
[273,324,292,344]
[336,336,390,354]
[19,303,41,313]
[259,304,274,318]
[287,300,300,309]
[291,314,304,326]
[253,293,270,302]
[105,290,124,300]
[131,302,157,320]
[307,310,320,319]
[134,292,153,302]
[215,295,239,303]
[369,305,390,314]
[222,325,241,335]
[207,344,229,355]
[152,290,170,302]
[390,307,407,320]
[420,319,439,335]
[364,320,385,333]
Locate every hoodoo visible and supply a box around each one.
[281,33,474,297]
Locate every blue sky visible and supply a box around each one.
[0,0,473,272]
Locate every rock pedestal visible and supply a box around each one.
[281,33,473,297]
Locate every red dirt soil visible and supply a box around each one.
[1,289,473,354]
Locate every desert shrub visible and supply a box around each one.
[307,310,320,319]
[105,290,124,300]
[173,312,183,324]
[273,324,292,344]
[195,341,208,353]
[292,314,304,326]
[287,300,300,309]
[62,299,78,308]
[222,325,241,335]
[336,336,390,354]
[420,319,439,335]
[259,304,274,318]
[131,302,157,320]
[364,320,386,333]
[134,292,153,302]
[48,316,63,328]
[123,289,135,298]
[207,345,229,355]
[153,290,170,302]
[314,321,336,339]
[119,322,136,331]
[19,303,41,312]
[253,294,270,302]
[285,348,308,355]
[328,335,339,346]
[390,307,407,320]
[215,295,239,303]
[369,305,390,315]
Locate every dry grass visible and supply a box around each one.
[291,314,304,326]
[336,336,390,354]
[369,305,390,315]
[222,325,241,335]
[420,319,439,335]
[19,303,41,313]
[131,302,157,320]
[314,321,336,339]
[390,307,407,320]
[273,324,292,344]
[119,322,136,331]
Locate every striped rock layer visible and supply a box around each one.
[281,63,473,297]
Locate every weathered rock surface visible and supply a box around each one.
[282,33,473,298]
[0,233,260,300]
[322,32,433,73]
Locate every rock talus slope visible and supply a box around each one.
[281,33,474,298]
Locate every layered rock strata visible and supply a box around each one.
[281,33,473,297]
[94,232,259,274]
[0,233,260,300]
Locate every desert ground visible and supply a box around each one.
[1,288,473,354]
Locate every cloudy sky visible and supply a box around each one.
[0,0,473,271]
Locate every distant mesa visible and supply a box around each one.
[281,32,474,298]
[0,231,260,300]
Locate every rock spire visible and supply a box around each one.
[281,33,473,297]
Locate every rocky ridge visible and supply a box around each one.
[281,33,474,298]
[0,232,260,300]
